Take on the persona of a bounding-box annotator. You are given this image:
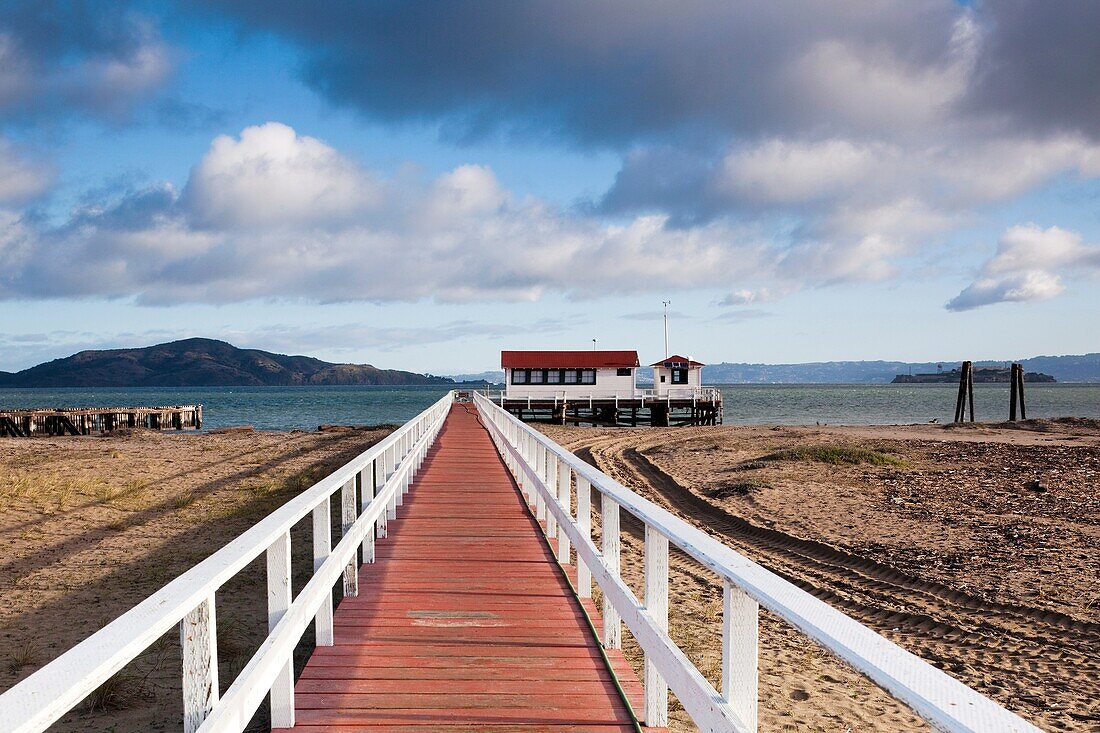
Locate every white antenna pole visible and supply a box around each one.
[592,338,597,351]
[662,300,671,357]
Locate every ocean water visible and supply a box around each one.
[1,383,1099,430]
[717,383,1100,425]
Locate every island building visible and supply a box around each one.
[497,349,721,426]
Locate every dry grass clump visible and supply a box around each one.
[7,643,40,672]
[704,478,772,499]
[760,445,907,467]
[83,671,149,712]
[1,472,35,504]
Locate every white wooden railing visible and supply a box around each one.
[473,392,1041,733]
[637,386,723,402]
[0,392,454,733]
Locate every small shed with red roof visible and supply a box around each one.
[501,350,641,399]
[650,354,705,396]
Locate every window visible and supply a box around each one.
[530,369,544,384]
[564,369,578,384]
[512,369,527,384]
[616,367,632,377]
[580,369,596,384]
[660,375,666,383]
[671,368,688,384]
[547,369,561,384]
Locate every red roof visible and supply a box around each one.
[649,354,705,367]
[501,350,640,369]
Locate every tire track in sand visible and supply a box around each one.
[568,431,1100,730]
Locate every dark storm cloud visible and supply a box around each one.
[195,0,963,146]
[0,0,171,122]
[965,0,1100,139]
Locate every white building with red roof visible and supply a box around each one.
[500,350,641,399]
[650,355,705,397]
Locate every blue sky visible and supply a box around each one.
[1,1,1098,373]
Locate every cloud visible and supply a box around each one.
[0,139,52,204]
[184,122,381,229]
[719,288,782,306]
[0,1,172,123]
[946,271,1064,312]
[711,308,771,323]
[619,310,692,322]
[716,139,878,206]
[197,2,1100,150]
[190,1,1100,310]
[946,225,1100,311]
[0,123,775,304]
[196,1,968,146]
[965,1,1100,140]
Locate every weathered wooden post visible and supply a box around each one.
[1016,363,1027,420]
[1009,363,1019,421]
[966,361,975,422]
[954,361,975,423]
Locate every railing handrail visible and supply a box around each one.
[473,392,1040,733]
[0,391,454,733]
[196,400,449,730]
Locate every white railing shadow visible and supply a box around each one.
[473,391,1041,733]
[0,392,454,733]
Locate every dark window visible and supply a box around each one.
[660,375,666,383]
[616,367,632,377]
[530,369,544,384]
[671,368,688,384]
[580,369,596,384]
[512,369,527,384]
[547,369,561,384]
[564,369,578,384]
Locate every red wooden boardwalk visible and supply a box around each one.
[277,404,658,732]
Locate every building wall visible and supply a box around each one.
[504,367,638,399]
[653,366,702,396]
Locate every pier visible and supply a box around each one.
[0,405,202,437]
[494,390,724,426]
[0,392,1040,732]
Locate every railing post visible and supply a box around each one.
[723,580,759,732]
[601,494,621,649]
[644,524,669,727]
[546,455,558,540]
[374,458,387,538]
[341,478,358,597]
[361,466,375,562]
[387,443,398,521]
[396,432,406,507]
[576,476,592,597]
[181,594,218,733]
[266,531,294,728]
[313,500,334,646]
[535,444,546,524]
[557,461,571,563]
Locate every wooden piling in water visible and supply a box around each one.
[954,361,975,423]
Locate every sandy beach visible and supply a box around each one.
[0,425,391,731]
[2,419,1097,731]
[542,418,1100,732]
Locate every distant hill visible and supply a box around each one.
[699,353,1100,384]
[0,338,455,388]
[445,370,505,384]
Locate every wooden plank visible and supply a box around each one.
[282,405,650,730]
